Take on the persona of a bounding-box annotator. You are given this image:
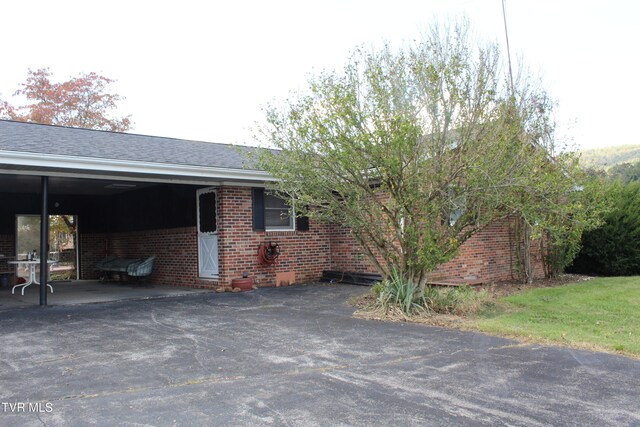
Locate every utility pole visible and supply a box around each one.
[502,0,515,95]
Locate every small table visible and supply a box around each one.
[8,260,56,295]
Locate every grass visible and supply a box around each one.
[475,276,640,356]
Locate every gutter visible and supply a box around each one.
[0,150,275,183]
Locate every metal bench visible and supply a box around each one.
[126,256,156,282]
[96,256,155,282]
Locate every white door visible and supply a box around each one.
[197,188,218,278]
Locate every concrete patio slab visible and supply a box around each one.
[0,284,638,426]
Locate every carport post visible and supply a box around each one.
[39,176,49,306]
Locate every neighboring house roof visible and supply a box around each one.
[0,120,272,183]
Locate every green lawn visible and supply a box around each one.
[477,277,640,356]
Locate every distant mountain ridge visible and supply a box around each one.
[579,144,640,169]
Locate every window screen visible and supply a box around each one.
[198,191,217,233]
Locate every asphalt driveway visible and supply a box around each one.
[1,284,639,426]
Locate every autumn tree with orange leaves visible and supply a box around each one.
[0,68,132,132]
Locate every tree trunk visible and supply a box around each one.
[522,221,533,284]
[540,235,551,279]
[514,215,533,284]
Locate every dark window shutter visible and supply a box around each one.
[252,188,265,231]
[296,215,310,231]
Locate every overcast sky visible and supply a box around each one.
[1,0,638,150]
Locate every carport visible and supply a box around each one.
[0,120,269,306]
[0,173,209,306]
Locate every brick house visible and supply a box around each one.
[0,120,541,294]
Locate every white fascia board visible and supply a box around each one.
[0,150,276,182]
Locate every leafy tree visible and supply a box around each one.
[536,171,606,280]
[569,181,640,276]
[509,114,606,282]
[257,21,583,289]
[0,68,131,131]
[607,160,640,184]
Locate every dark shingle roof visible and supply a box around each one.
[0,120,262,170]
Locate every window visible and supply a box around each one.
[252,188,309,232]
[448,200,465,226]
[198,191,217,233]
[445,189,466,227]
[265,193,294,230]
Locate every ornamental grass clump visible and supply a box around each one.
[375,269,426,316]
[374,269,490,317]
[424,285,490,316]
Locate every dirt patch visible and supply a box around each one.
[353,307,470,329]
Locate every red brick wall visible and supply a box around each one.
[0,234,14,256]
[330,225,382,273]
[328,217,545,283]
[92,186,332,288]
[79,233,107,280]
[107,227,201,287]
[0,234,15,274]
[217,186,332,287]
[74,186,544,288]
[430,219,514,282]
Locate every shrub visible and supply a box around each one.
[425,285,490,315]
[371,282,384,297]
[569,181,640,276]
[373,269,490,316]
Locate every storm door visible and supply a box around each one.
[196,188,219,278]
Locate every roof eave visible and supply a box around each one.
[0,150,275,183]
